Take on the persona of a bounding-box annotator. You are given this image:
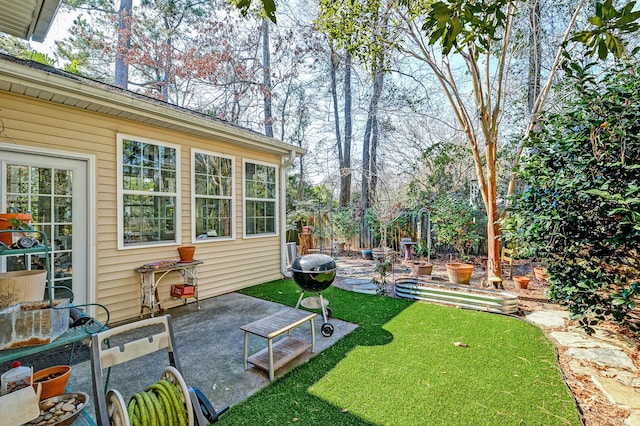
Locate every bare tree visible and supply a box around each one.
[115,0,132,88]
[330,45,354,208]
[262,17,274,137]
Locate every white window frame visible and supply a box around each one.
[191,149,235,243]
[242,159,278,239]
[117,134,181,249]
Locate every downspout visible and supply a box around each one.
[280,150,297,277]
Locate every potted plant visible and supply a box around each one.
[432,195,482,284]
[0,212,32,246]
[411,240,432,275]
[332,207,358,252]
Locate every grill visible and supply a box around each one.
[291,254,337,337]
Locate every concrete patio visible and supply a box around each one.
[14,291,357,424]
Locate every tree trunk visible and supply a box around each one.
[162,35,171,101]
[360,60,385,247]
[340,51,353,208]
[115,0,132,89]
[262,18,274,138]
[369,63,385,203]
[360,111,372,247]
[330,46,343,170]
[485,140,502,279]
[527,0,541,113]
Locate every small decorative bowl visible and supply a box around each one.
[24,391,88,426]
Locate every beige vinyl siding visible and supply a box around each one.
[1,91,284,323]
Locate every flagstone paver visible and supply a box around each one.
[527,310,640,426]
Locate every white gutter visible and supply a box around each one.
[280,150,297,278]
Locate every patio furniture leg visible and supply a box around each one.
[310,317,315,353]
[244,331,249,370]
[268,338,274,381]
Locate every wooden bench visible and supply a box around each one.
[241,308,317,381]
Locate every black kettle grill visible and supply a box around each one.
[291,254,337,337]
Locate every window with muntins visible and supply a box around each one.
[244,161,277,236]
[119,136,179,247]
[193,150,234,240]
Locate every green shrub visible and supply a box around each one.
[510,59,640,334]
[432,194,484,259]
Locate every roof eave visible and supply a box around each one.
[31,0,63,42]
[0,58,306,157]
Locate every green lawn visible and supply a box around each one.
[219,279,580,425]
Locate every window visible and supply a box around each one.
[192,150,234,240]
[118,135,180,248]
[243,160,277,237]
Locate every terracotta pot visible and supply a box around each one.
[177,245,196,263]
[27,365,71,401]
[412,262,433,276]
[513,276,531,289]
[446,263,474,284]
[0,213,32,246]
[533,267,549,282]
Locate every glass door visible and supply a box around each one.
[1,152,89,305]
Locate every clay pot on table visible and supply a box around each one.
[177,245,196,263]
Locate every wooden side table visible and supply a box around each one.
[241,308,317,381]
[134,260,203,317]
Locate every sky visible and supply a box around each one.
[30,8,74,57]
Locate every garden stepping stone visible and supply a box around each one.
[550,331,619,349]
[564,347,636,371]
[525,310,569,329]
[627,410,640,426]
[340,278,377,295]
[592,376,640,409]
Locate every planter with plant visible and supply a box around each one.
[285,202,315,242]
[0,213,33,246]
[332,207,358,253]
[432,195,483,284]
[411,240,432,276]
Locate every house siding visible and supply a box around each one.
[0,91,284,323]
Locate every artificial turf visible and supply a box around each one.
[217,279,580,425]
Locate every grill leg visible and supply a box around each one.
[318,293,328,323]
[295,292,305,309]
